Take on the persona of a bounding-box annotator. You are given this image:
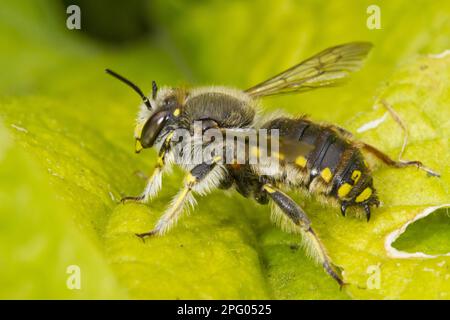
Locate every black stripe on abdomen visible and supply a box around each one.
[303,127,347,185]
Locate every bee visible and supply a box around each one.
[106,42,439,286]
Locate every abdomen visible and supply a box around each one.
[260,117,379,211]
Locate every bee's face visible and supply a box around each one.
[134,87,185,153]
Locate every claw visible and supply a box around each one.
[374,199,380,208]
[339,281,350,291]
[364,204,371,222]
[340,203,347,217]
[135,230,157,242]
[425,168,441,178]
[323,261,346,288]
[120,195,145,204]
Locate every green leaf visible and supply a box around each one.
[0,0,449,299]
[0,122,125,299]
[393,208,450,256]
[323,53,450,299]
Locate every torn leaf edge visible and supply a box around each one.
[385,204,450,259]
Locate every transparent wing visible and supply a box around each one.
[245,42,373,98]
[215,128,315,162]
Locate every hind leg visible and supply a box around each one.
[262,184,345,287]
[361,142,440,177]
[361,99,440,177]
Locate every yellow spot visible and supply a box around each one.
[213,155,222,163]
[355,187,372,203]
[338,183,352,198]
[364,160,369,168]
[185,173,197,184]
[251,146,260,158]
[273,151,285,160]
[135,140,143,153]
[166,131,175,140]
[351,170,361,183]
[320,167,332,183]
[295,156,307,168]
[263,185,276,194]
[173,108,181,116]
[156,156,164,167]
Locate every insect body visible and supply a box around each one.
[106,42,438,286]
[260,117,379,219]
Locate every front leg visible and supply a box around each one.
[120,165,164,203]
[121,132,174,203]
[136,157,224,238]
[263,183,345,287]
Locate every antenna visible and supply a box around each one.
[105,69,152,110]
[152,80,158,99]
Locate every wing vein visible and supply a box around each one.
[245,42,373,97]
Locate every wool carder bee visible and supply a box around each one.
[106,42,439,286]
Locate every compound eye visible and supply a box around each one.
[140,110,170,148]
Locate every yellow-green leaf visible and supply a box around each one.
[1,0,449,299]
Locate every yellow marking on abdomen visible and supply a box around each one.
[351,170,361,183]
[295,156,307,168]
[273,151,285,161]
[355,187,372,203]
[173,108,181,116]
[338,183,352,198]
[251,146,260,158]
[320,167,332,183]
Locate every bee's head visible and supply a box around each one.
[106,69,183,153]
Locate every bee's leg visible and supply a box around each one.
[381,99,409,159]
[136,158,223,239]
[262,183,345,287]
[360,99,440,177]
[120,165,164,203]
[361,143,440,177]
[121,133,173,203]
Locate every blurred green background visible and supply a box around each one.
[0,1,449,299]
